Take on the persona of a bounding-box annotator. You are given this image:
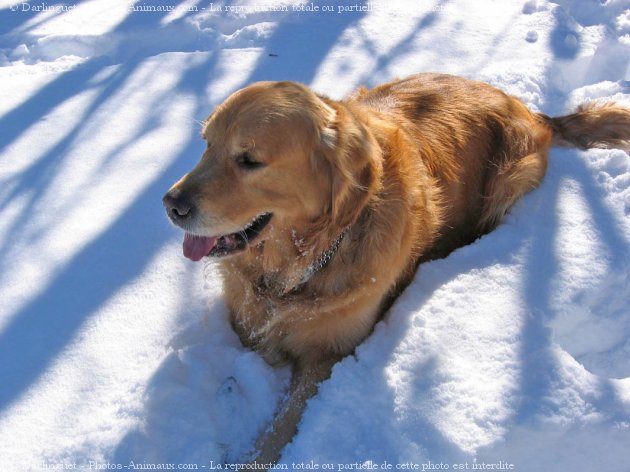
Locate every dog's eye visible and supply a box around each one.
[236,152,265,171]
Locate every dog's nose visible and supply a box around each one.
[163,190,194,222]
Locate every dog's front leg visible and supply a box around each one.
[251,355,339,465]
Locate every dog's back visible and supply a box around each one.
[349,73,630,257]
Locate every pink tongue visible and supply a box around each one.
[183,233,218,262]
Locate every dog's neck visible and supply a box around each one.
[226,217,352,298]
[293,227,349,289]
[270,222,350,295]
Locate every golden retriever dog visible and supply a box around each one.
[163,73,630,464]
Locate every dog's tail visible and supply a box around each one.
[538,102,630,151]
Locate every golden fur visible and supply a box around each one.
[163,73,630,464]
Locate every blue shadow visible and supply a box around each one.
[0,3,220,411]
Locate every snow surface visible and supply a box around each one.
[1,0,630,470]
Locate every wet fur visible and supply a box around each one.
[164,73,630,464]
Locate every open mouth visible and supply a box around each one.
[182,212,273,261]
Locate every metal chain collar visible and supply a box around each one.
[297,228,349,287]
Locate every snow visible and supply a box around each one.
[1,0,629,470]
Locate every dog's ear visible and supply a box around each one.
[315,100,382,230]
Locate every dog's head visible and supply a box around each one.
[163,81,380,262]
